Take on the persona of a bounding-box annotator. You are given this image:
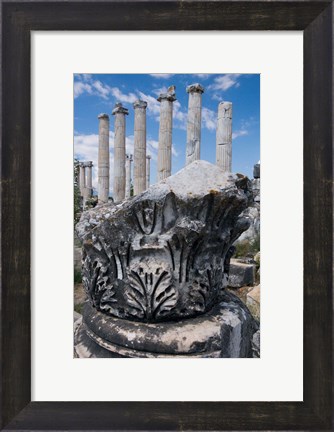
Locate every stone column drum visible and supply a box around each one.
[112,103,129,202]
[146,155,151,189]
[186,83,204,165]
[125,154,133,199]
[133,100,147,195]
[97,114,110,203]
[157,87,176,181]
[216,101,233,173]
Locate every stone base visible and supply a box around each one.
[74,292,258,358]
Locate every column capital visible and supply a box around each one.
[112,102,129,115]
[133,100,147,109]
[98,113,109,120]
[126,154,133,161]
[186,83,204,94]
[82,161,93,168]
[157,86,176,102]
[146,155,151,160]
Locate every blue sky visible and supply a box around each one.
[74,73,260,193]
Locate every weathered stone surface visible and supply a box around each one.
[74,291,257,358]
[252,329,260,358]
[228,258,255,288]
[237,204,260,242]
[76,202,115,240]
[74,246,82,273]
[246,284,260,321]
[76,160,253,323]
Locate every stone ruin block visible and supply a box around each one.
[228,259,256,288]
[75,160,258,358]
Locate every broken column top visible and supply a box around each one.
[112,102,129,115]
[157,85,177,102]
[98,113,109,119]
[218,101,232,117]
[76,159,252,323]
[186,83,205,94]
[133,100,148,109]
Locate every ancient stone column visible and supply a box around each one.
[133,100,147,195]
[86,161,93,189]
[79,163,85,196]
[146,155,151,189]
[112,103,128,202]
[97,113,110,203]
[157,86,176,181]
[186,83,204,165]
[82,161,93,204]
[216,101,232,173]
[125,154,133,199]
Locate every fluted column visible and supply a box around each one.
[186,83,204,165]
[86,161,93,189]
[125,154,133,199]
[79,163,85,196]
[216,101,232,172]
[157,86,176,181]
[98,113,110,203]
[81,161,93,206]
[133,100,147,195]
[146,155,151,189]
[112,103,128,202]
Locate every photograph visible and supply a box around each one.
[73,73,260,358]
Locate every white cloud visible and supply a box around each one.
[209,74,241,92]
[137,91,161,117]
[74,81,93,98]
[111,87,137,104]
[150,74,174,79]
[202,107,216,131]
[232,129,248,139]
[92,80,111,100]
[192,74,210,79]
[152,86,168,97]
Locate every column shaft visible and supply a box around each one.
[186,84,204,165]
[79,164,85,196]
[216,102,232,172]
[133,100,147,195]
[112,103,128,202]
[125,154,132,199]
[98,114,110,203]
[157,88,176,181]
[86,163,93,189]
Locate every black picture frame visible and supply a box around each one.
[1,1,333,430]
